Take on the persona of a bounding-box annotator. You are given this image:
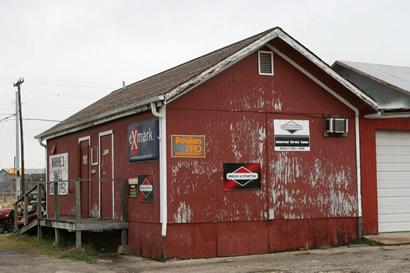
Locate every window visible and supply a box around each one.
[258,51,274,76]
[325,117,348,136]
[91,145,98,165]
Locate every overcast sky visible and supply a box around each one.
[0,0,409,169]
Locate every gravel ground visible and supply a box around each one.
[2,244,410,273]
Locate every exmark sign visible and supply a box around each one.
[273,120,310,151]
[223,163,261,191]
[128,119,159,161]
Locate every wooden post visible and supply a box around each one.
[120,180,128,222]
[75,231,82,249]
[117,228,129,254]
[121,229,127,247]
[54,228,60,246]
[36,183,42,239]
[13,203,18,232]
[53,181,59,220]
[75,179,81,222]
[23,195,28,226]
[75,179,82,248]
[53,180,59,246]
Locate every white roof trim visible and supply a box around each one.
[165,28,378,110]
[164,29,283,103]
[275,31,377,109]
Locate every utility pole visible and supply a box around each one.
[14,78,25,197]
[15,91,20,198]
[14,77,27,225]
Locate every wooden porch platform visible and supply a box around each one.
[39,217,128,232]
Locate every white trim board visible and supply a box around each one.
[78,136,91,217]
[98,130,115,219]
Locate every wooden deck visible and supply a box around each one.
[39,217,128,231]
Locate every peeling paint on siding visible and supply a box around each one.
[273,98,282,112]
[174,201,193,223]
[269,154,357,220]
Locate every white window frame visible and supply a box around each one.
[258,50,274,76]
[90,145,99,166]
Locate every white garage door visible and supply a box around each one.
[376,131,410,233]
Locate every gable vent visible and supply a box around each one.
[258,51,274,76]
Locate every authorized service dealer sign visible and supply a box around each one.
[273,119,310,151]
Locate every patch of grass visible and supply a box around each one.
[0,233,97,263]
[349,237,380,246]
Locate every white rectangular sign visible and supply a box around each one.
[273,119,310,151]
[49,153,69,195]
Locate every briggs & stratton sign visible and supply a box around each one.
[138,175,153,202]
[223,163,261,191]
[128,119,159,161]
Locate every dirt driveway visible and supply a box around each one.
[2,244,410,273]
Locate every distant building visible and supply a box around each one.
[0,168,45,193]
[0,169,14,193]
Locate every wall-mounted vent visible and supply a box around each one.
[258,51,274,76]
[325,117,348,135]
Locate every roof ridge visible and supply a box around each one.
[116,27,276,94]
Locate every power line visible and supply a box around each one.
[23,118,61,122]
[0,113,15,122]
[0,117,61,124]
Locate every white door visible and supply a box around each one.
[376,131,410,232]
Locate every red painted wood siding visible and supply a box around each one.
[165,45,358,257]
[46,111,162,256]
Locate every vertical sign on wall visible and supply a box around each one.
[128,119,159,161]
[49,153,69,195]
[128,178,138,198]
[223,163,261,191]
[138,175,153,202]
[273,120,310,151]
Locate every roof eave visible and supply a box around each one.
[36,95,164,141]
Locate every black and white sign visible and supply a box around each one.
[138,175,153,202]
[273,120,310,151]
[49,153,69,195]
[223,163,261,191]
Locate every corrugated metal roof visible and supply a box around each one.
[336,61,410,94]
[37,28,378,140]
[333,61,410,110]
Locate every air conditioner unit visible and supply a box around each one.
[325,117,348,135]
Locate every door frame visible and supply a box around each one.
[78,136,91,217]
[98,130,115,219]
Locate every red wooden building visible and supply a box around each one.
[334,61,410,235]
[36,27,379,259]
